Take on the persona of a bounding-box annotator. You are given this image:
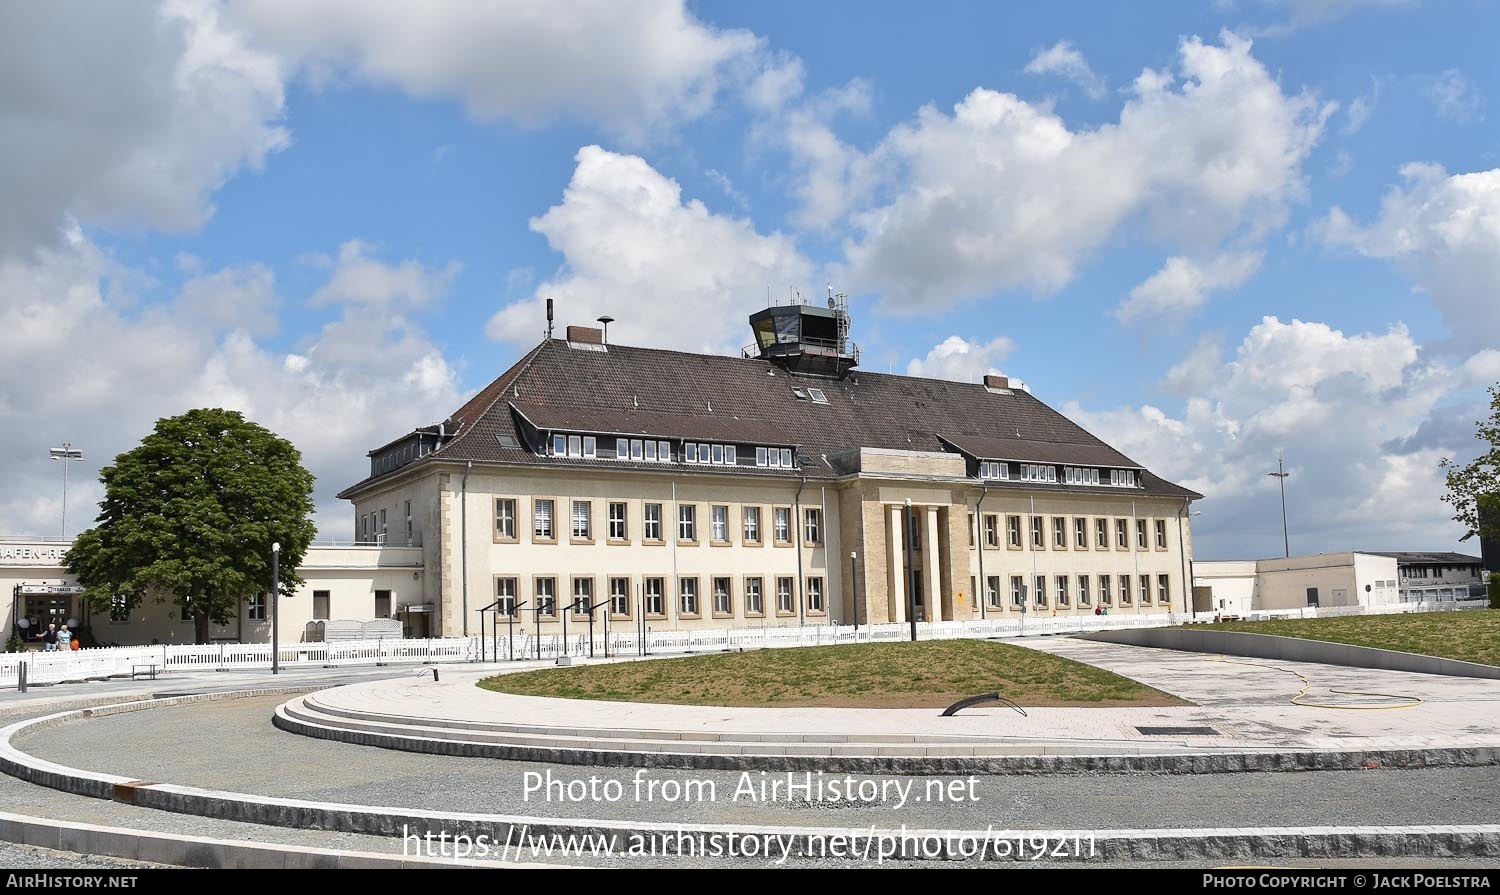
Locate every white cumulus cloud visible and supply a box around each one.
[1117,251,1264,321]
[486,146,812,355]
[906,335,1017,382]
[1024,41,1106,99]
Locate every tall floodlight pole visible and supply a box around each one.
[271,542,281,675]
[48,444,84,540]
[904,498,917,642]
[1267,453,1291,558]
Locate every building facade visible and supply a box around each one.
[1369,551,1487,602]
[340,305,1201,638]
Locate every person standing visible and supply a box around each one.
[57,624,71,653]
[41,623,58,651]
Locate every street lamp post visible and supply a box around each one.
[48,444,83,540]
[271,542,281,675]
[1268,454,1291,558]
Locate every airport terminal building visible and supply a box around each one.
[5,302,1201,645]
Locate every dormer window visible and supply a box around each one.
[979,461,1008,480]
[683,442,739,466]
[550,434,597,458]
[1020,464,1057,483]
[1108,469,1138,488]
[755,447,794,468]
[807,388,829,404]
[1063,466,1100,485]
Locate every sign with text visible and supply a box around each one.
[0,544,69,566]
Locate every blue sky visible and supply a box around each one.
[1,0,1497,560]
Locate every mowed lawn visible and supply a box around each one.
[479,639,1186,708]
[1209,611,1500,667]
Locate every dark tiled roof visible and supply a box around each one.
[1367,551,1482,565]
[938,434,1139,469]
[340,338,1202,500]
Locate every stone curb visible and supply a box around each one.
[275,698,1500,775]
[4,691,1500,863]
[0,809,547,869]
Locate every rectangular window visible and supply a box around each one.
[684,442,697,463]
[495,499,517,540]
[380,508,387,543]
[979,461,1008,480]
[725,445,737,464]
[1109,469,1138,488]
[609,577,630,618]
[1034,575,1047,607]
[1096,518,1108,549]
[1078,576,1091,607]
[644,503,662,541]
[713,577,732,615]
[1057,575,1070,606]
[678,504,696,542]
[313,590,330,620]
[1139,574,1151,605]
[1101,575,1112,605]
[774,507,791,543]
[984,514,1000,548]
[1053,517,1067,548]
[1021,464,1058,483]
[640,439,652,461]
[745,577,764,615]
[804,508,821,544]
[1075,518,1088,549]
[608,502,627,541]
[1158,573,1170,605]
[780,448,793,468]
[572,577,593,616]
[806,577,824,613]
[1011,576,1026,608]
[571,500,592,540]
[374,589,392,617]
[360,514,368,542]
[658,440,670,461]
[985,575,1001,609]
[247,593,266,622]
[644,578,665,616]
[495,578,517,616]
[1031,516,1045,548]
[679,577,699,616]
[1119,574,1132,605]
[1155,519,1168,549]
[405,500,413,546]
[534,499,555,540]
[743,506,761,543]
[1137,519,1148,550]
[582,436,596,458]
[1116,519,1128,549]
[711,505,729,542]
[756,446,768,466]
[565,434,581,457]
[711,444,724,464]
[776,576,795,614]
[536,578,556,616]
[698,443,711,463]
[1007,515,1022,547]
[552,434,566,456]
[967,512,976,547]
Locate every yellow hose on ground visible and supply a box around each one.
[1205,656,1424,710]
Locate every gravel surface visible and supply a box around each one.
[0,842,167,869]
[16,695,1500,830]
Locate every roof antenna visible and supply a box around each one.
[545,297,554,340]
[597,314,614,344]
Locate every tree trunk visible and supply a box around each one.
[194,609,211,645]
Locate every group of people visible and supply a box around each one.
[38,623,79,651]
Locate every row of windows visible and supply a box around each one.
[496,498,823,545]
[359,502,415,546]
[974,514,1173,552]
[491,575,825,619]
[976,574,1171,609]
[547,432,795,469]
[977,460,1139,487]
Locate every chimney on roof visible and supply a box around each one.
[566,324,604,345]
[983,374,1010,391]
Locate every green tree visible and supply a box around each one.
[65,409,316,644]
[1441,384,1500,546]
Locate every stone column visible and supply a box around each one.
[923,506,943,622]
[887,504,905,625]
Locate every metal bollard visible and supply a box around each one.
[17,661,27,693]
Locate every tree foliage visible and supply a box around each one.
[65,409,316,644]
[1441,384,1500,545]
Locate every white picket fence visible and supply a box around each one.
[1208,598,1490,623]
[3,596,1489,688]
